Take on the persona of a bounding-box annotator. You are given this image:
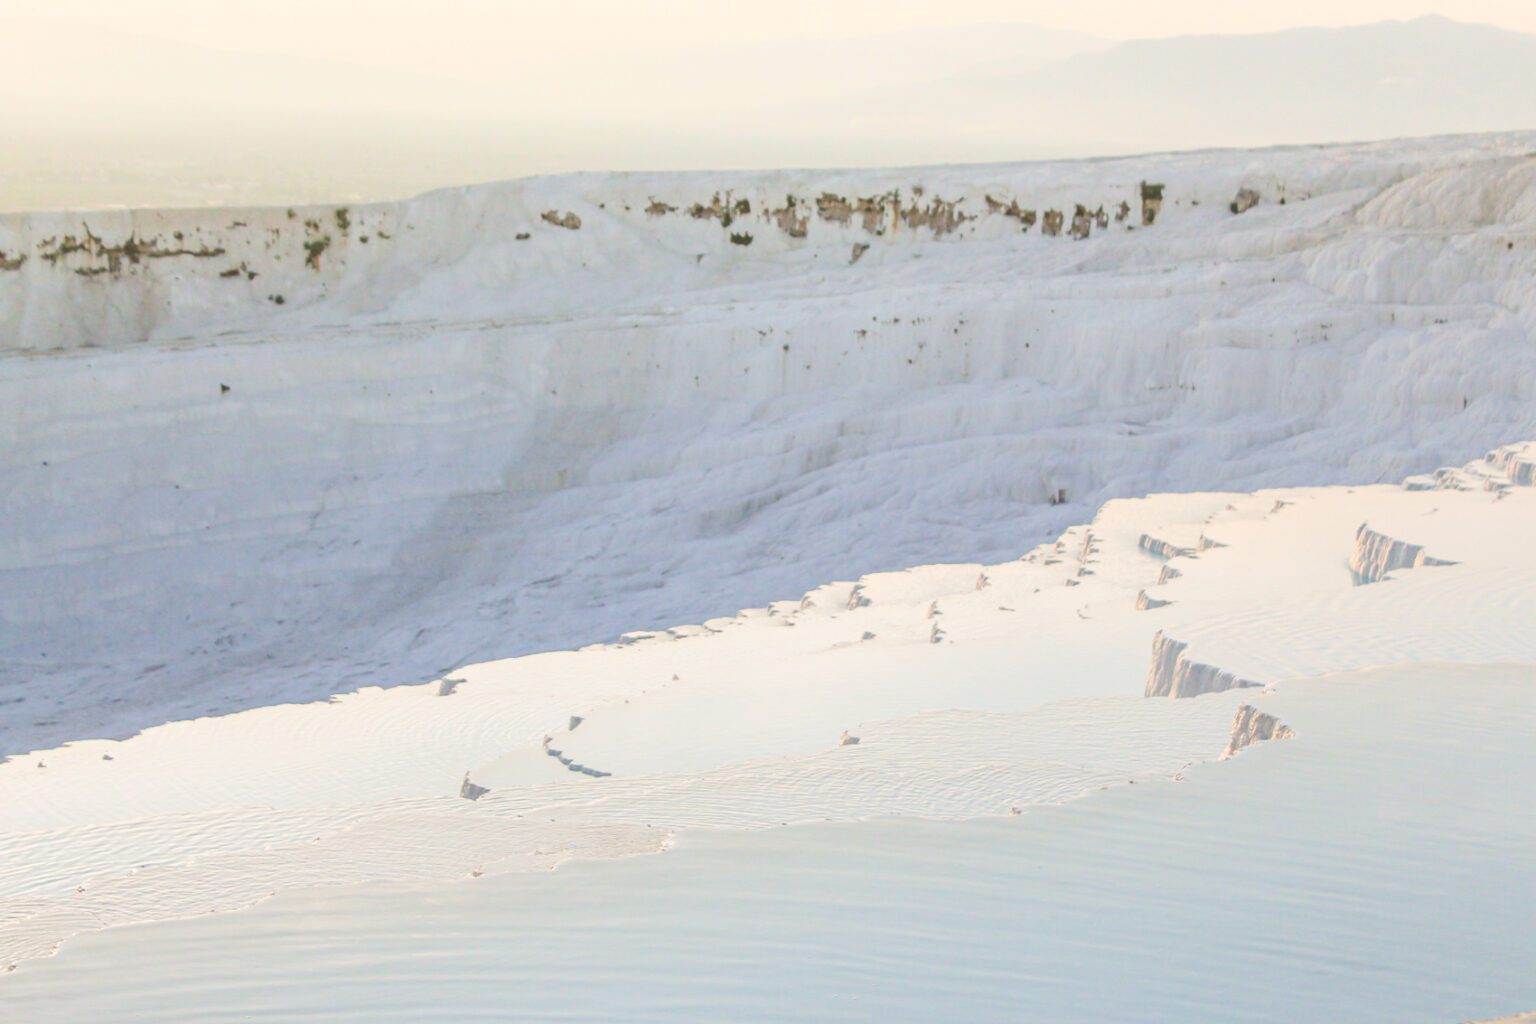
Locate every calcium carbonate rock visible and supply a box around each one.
[1486,443,1536,487]
[1349,523,1456,584]
[1229,187,1261,214]
[1139,534,1195,560]
[1220,704,1294,759]
[542,736,612,778]
[1144,631,1264,698]
[1403,443,1536,492]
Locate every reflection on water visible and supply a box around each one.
[6,666,1534,1023]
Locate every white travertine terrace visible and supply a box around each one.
[1349,522,1457,584]
[5,135,1536,1003]
[4,440,1534,972]
[1220,704,1295,759]
[7,133,1536,755]
[1143,631,1265,699]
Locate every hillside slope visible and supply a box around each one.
[4,133,1536,752]
[4,437,1534,1000]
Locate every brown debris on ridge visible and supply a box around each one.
[541,210,582,230]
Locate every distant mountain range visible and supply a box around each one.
[3,14,1535,208]
[834,14,1536,157]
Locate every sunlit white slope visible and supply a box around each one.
[2,442,1532,972]
[5,134,1536,753]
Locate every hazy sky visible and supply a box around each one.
[5,1,1536,209]
[9,0,1536,70]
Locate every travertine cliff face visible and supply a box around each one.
[1138,534,1195,560]
[1145,632,1264,699]
[1405,442,1536,492]
[1220,704,1294,759]
[1349,523,1456,584]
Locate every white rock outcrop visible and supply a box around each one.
[1349,523,1456,585]
[1144,631,1264,698]
[1229,187,1261,214]
[1487,443,1536,487]
[11,134,1536,757]
[1138,534,1195,560]
[1220,705,1294,759]
[1405,443,1536,492]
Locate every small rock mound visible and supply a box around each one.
[459,772,490,800]
[1230,187,1261,214]
[1220,705,1294,759]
